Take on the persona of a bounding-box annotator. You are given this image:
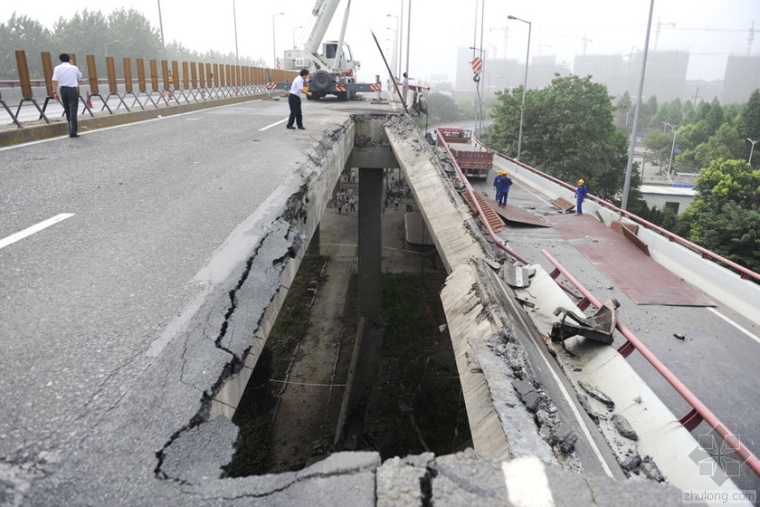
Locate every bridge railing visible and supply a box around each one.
[1,49,297,128]
[542,249,760,481]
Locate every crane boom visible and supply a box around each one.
[306,0,343,54]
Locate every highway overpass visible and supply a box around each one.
[0,91,758,506]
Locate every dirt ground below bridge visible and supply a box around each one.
[267,170,442,472]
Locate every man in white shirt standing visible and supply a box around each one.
[286,69,311,130]
[52,53,83,138]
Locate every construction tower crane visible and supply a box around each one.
[560,32,593,55]
[659,22,756,55]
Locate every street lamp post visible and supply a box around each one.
[621,0,655,210]
[508,15,531,160]
[157,0,167,62]
[405,0,411,76]
[272,12,284,69]
[293,26,303,48]
[665,123,679,179]
[387,14,400,77]
[748,138,759,164]
[105,40,120,58]
[233,0,239,66]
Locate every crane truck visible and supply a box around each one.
[270,0,380,100]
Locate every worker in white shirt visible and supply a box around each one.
[286,69,312,130]
[51,53,83,138]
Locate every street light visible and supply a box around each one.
[665,123,679,178]
[272,12,284,69]
[405,0,411,76]
[748,138,758,164]
[156,0,166,62]
[233,0,239,66]
[104,40,120,58]
[508,15,531,160]
[293,26,303,48]
[387,14,400,77]
[621,0,655,210]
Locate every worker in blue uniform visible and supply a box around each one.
[493,171,504,204]
[575,179,588,214]
[498,171,512,208]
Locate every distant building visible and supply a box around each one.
[573,55,629,98]
[722,55,760,104]
[455,47,569,94]
[639,184,696,215]
[573,51,688,102]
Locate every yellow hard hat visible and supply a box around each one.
[578,179,585,185]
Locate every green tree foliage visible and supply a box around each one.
[489,74,631,200]
[643,128,674,166]
[52,9,110,62]
[705,98,725,134]
[1,9,265,81]
[694,123,745,168]
[419,92,464,126]
[739,90,760,166]
[679,159,760,271]
[0,13,52,78]
[107,8,162,62]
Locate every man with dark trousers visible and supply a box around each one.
[52,53,83,138]
[286,69,311,130]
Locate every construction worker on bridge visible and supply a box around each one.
[493,170,513,208]
[575,179,588,214]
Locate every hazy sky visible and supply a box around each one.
[2,0,758,85]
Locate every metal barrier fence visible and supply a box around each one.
[1,49,298,127]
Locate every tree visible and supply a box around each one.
[488,74,631,200]
[694,123,744,168]
[705,98,725,135]
[107,8,162,63]
[52,9,110,65]
[739,89,760,165]
[0,13,52,79]
[643,128,674,166]
[679,159,760,271]
[420,92,463,126]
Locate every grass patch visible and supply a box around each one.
[225,256,326,478]
[366,273,472,459]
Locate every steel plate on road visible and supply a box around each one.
[545,214,714,306]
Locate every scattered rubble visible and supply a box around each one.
[577,380,615,409]
[611,414,638,441]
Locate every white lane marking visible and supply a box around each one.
[502,457,555,507]
[708,307,760,346]
[259,118,288,131]
[0,214,75,250]
[526,324,616,478]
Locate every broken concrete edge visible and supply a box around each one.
[383,115,488,274]
[514,264,748,496]
[0,92,278,147]
[1,116,360,506]
[441,259,595,472]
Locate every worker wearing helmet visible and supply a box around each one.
[498,171,512,208]
[493,171,505,204]
[575,179,588,214]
